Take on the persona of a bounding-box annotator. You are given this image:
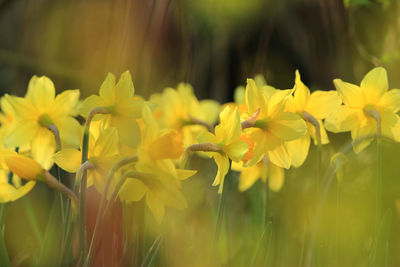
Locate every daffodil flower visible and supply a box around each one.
[285,70,341,167]
[118,105,196,223]
[2,152,77,204]
[150,83,220,147]
[4,76,81,169]
[194,105,248,193]
[243,79,307,168]
[54,127,121,192]
[325,67,400,153]
[0,148,36,202]
[79,71,143,148]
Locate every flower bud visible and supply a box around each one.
[5,155,44,181]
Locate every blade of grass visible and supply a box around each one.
[141,235,163,267]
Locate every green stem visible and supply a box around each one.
[262,157,270,227]
[336,181,340,267]
[78,129,90,265]
[0,204,8,232]
[211,160,230,263]
[376,137,383,232]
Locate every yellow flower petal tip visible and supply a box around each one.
[5,155,44,181]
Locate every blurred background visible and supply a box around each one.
[2,0,400,266]
[0,0,399,100]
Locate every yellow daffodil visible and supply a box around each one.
[231,133,285,191]
[118,105,196,223]
[150,83,220,147]
[79,71,143,148]
[54,127,121,192]
[325,67,400,153]
[4,76,81,169]
[0,97,17,143]
[243,79,307,168]
[285,70,341,167]
[196,105,248,193]
[0,148,36,202]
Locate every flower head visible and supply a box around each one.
[4,76,81,168]
[325,67,400,153]
[285,70,340,167]
[79,71,143,148]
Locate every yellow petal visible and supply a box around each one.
[293,70,310,110]
[5,155,43,181]
[305,90,341,119]
[197,131,218,144]
[146,191,165,224]
[245,79,267,114]
[94,128,119,157]
[268,144,291,169]
[54,117,82,148]
[351,122,376,154]
[215,106,242,144]
[51,89,80,117]
[324,106,359,133]
[360,67,388,103]
[198,100,220,124]
[224,140,248,162]
[99,72,116,101]
[285,134,310,168]
[5,95,37,120]
[213,153,230,194]
[114,71,135,102]
[269,164,284,192]
[333,79,364,108]
[149,130,184,160]
[269,112,307,141]
[238,163,263,191]
[0,181,36,203]
[54,148,82,173]
[267,89,293,117]
[119,178,148,202]
[31,128,56,170]
[111,116,141,148]
[78,95,104,118]
[26,76,55,111]
[245,129,267,166]
[378,89,400,113]
[5,121,38,147]
[176,169,197,180]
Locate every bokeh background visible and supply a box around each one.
[2,0,400,266]
[1,0,399,100]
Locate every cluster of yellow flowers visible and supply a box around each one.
[0,67,399,223]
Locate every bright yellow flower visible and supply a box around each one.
[285,70,341,167]
[79,71,143,148]
[197,105,248,193]
[54,127,121,192]
[0,149,36,202]
[5,154,44,181]
[325,67,400,153]
[150,83,220,147]
[0,171,36,203]
[243,79,307,168]
[0,97,17,143]
[118,105,196,223]
[4,76,81,168]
